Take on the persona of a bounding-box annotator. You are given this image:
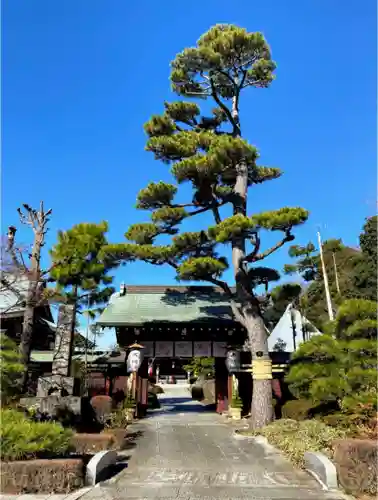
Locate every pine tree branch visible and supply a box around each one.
[209,78,238,133]
[187,200,227,218]
[212,206,222,224]
[246,230,294,262]
[235,70,247,114]
[204,276,247,327]
[246,231,261,262]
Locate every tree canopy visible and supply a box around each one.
[50,221,116,315]
[103,24,309,429]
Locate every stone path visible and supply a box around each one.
[81,385,349,500]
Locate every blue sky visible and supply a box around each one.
[2,1,376,347]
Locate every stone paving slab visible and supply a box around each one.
[78,385,349,499]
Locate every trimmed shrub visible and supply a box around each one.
[0,458,84,494]
[244,419,346,468]
[281,399,314,421]
[333,439,378,496]
[1,409,73,461]
[90,395,112,424]
[70,433,115,455]
[286,299,377,418]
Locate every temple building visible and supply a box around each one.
[97,284,292,413]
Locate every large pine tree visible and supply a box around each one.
[104,25,309,428]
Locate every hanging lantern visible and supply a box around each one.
[225,350,240,373]
[126,343,144,373]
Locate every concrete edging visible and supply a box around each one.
[232,429,254,439]
[304,451,339,491]
[86,450,118,486]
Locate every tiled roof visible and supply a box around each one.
[97,285,235,326]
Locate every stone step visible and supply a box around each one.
[92,484,348,499]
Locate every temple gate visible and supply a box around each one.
[97,285,290,414]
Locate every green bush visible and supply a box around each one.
[286,299,377,419]
[0,334,24,404]
[281,400,313,421]
[1,409,73,461]
[184,357,215,379]
[245,419,346,468]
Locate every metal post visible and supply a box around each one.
[332,252,341,294]
[317,231,334,321]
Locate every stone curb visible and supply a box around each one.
[232,429,253,439]
[86,450,118,486]
[0,486,94,500]
[233,434,344,494]
[304,451,339,491]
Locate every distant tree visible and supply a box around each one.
[104,24,309,428]
[352,216,377,301]
[272,338,287,352]
[183,357,215,379]
[49,222,117,370]
[285,238,361,330]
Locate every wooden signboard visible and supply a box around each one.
[174,341,192,357]
[193,341,212,357]
[155,341,174,357]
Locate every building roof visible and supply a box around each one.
[97,285,236,326]
[267,303,321,353]
[29,349,126,365]
[0,274,53,321]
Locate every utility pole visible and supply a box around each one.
[332,252,341,294]
[317,231,334,321]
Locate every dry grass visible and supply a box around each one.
[240,418,345,468]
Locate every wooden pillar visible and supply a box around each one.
[228,375,233,406]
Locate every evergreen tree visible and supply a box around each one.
[286,298,377,415]
[352,215,377,301]
[104,24,309,428]
[49,222,116,369]
[285,239,361,329]
[0,333,24,403]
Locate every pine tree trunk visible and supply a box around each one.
[230,96,273,429]
[243,311,273,428]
